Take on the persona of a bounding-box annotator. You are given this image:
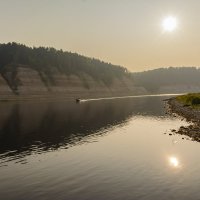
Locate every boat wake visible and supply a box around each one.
[79,93,185,103]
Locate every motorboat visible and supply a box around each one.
[76,98,81,103]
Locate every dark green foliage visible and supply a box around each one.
[0,42,129,86]
[177,93,200,107]
[191,97,200,105]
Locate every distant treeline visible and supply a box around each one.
[132,67,200,92]
[0,42,129,85]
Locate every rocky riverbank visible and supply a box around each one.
[167,97,200,142]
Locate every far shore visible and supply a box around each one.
[0,93,183,103]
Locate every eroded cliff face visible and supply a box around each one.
[0,65,147,99]
[0,74,14,97]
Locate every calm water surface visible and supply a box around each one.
[0,95,200,200]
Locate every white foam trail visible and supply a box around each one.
[80,93,185,102]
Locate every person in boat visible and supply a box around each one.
[76,98,81,102]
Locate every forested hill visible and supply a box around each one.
[0,43,146,99]
[2,43,198,97]
[0,42,129,85]
[132,67,200,93]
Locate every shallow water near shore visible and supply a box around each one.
[0,95,200,200]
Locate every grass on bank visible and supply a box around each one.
[177,93,200,108]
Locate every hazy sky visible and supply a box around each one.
[0,0,200,71]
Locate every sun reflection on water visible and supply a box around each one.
[168,156,180,168]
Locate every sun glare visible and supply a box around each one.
[169,156,179,168]
[162,16,177,32]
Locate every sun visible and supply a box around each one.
[162,16,177,32]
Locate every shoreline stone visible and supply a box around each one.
[167,98,200,142]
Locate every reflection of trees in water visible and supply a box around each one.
[0,97,166,160]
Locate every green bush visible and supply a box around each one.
[191,97,200,105]
[177,93,200,107]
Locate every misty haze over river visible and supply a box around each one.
[0,95,200,200]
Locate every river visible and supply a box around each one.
[0,95,200,200]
